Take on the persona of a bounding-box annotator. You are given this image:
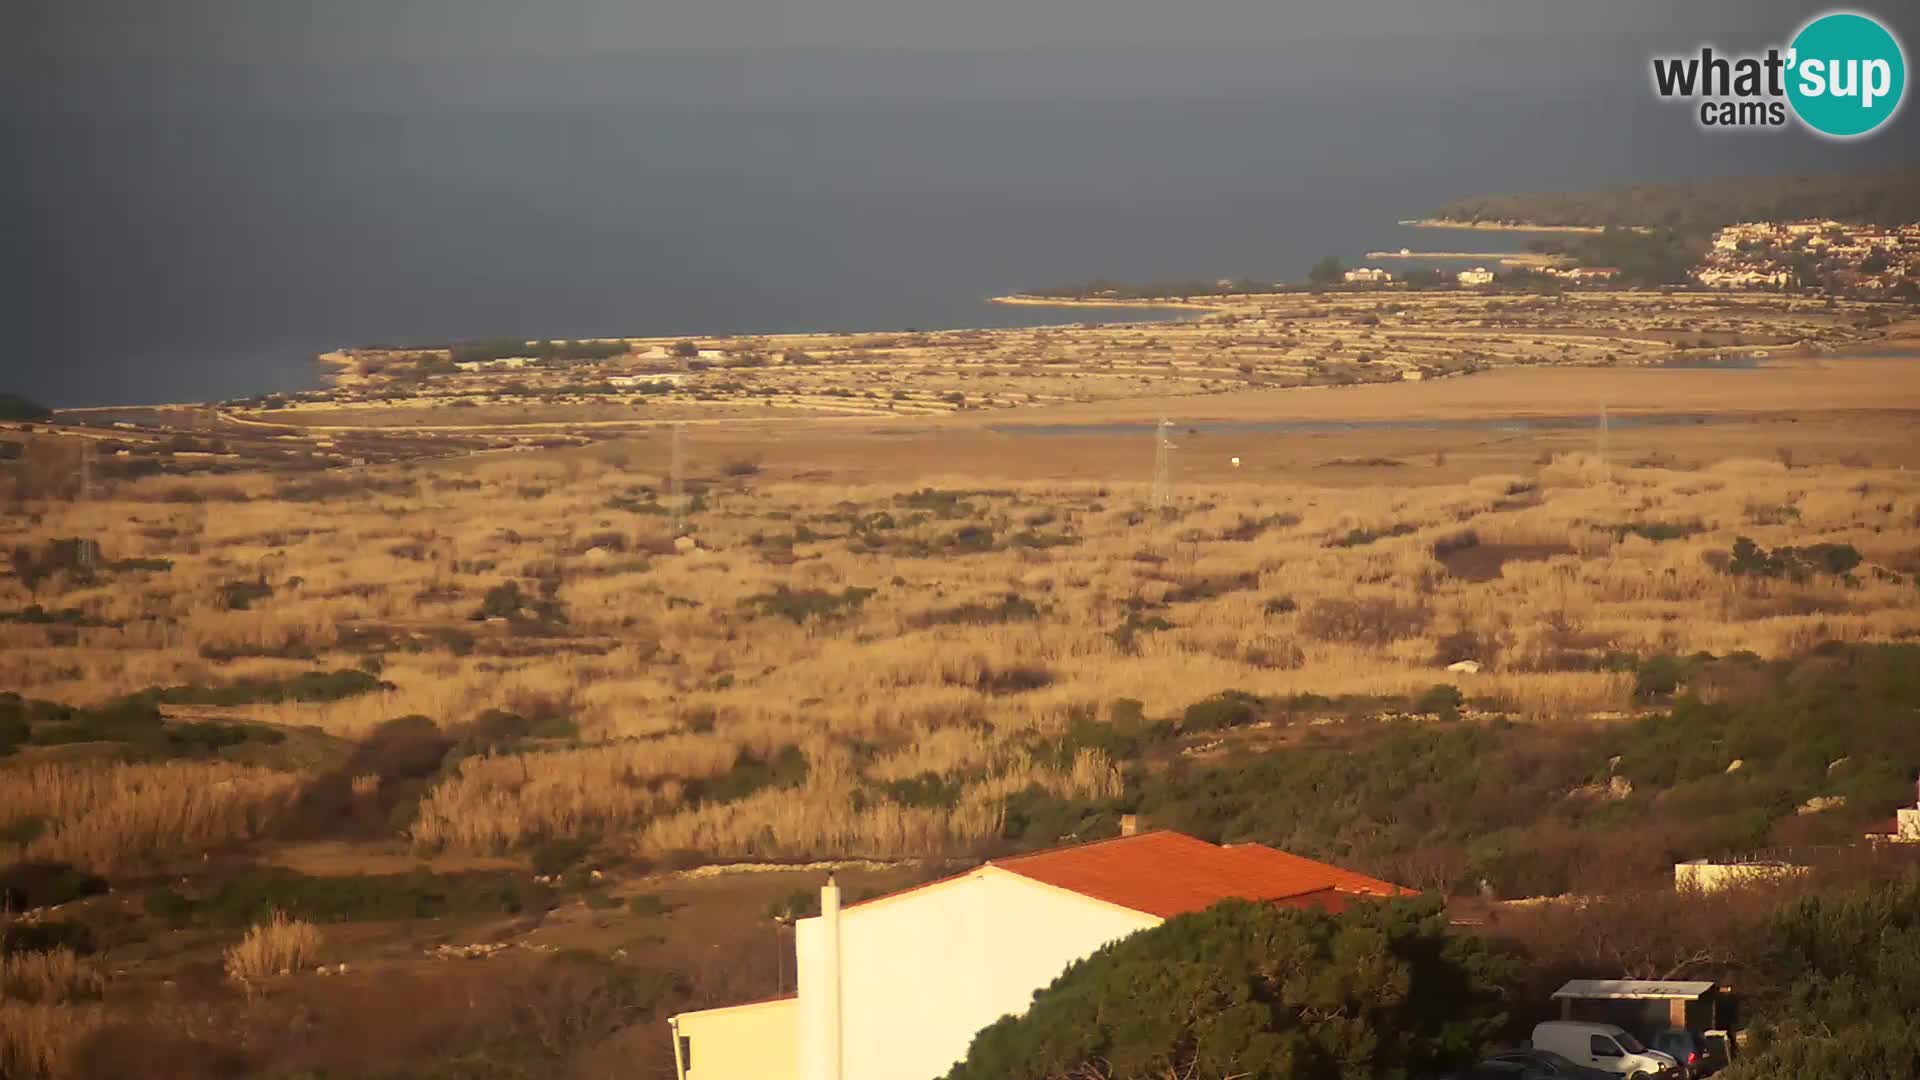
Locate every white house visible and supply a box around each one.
[454,357,534,372]
[1456,266,1496,286]
[668,830,1407,1080]
[1344,267,1393,284]
[1867,780,1920,843]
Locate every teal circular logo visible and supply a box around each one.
[1787,12,1906,137]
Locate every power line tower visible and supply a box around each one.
[668,422,687,537]
[1151,418,1177,511]
[1597,402,1611,486]
[79,440,93,501]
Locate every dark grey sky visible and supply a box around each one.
[20,0,1848,57]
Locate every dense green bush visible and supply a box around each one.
[1611,520,1701,542]
[1723,872,1920,1080]
[1724,536,1862,581]
[0,693,283,758]
[0,919,96,956]
[880,772,970,809]
[694,745,810,804]
[948,897,1513,1080]
[128,669,392,707]
[1412,684,1465,719]
[741,585,875,625]
[531,837,594,877]
[911,593,1040,627]
[187,869,546,927]
[472,580,568,625]
[1632,654,1693,701]
[1181,690,1265,733]
[143,885,195,926]
[218,578,275,611]
[0,861,108,912]
[1133,645,1920,897]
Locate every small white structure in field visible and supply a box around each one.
[1867,780,1920,842]
[1230,456,1241,468]
[668,831,1408,1080]
[1445,659,1482,675]
[1675,858,1808,893]
[1457,266,1496,286]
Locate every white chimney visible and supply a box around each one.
[799,875,844,1080]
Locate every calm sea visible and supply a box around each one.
[10,39,1913,406]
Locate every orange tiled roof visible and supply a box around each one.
[989,831,1409,919]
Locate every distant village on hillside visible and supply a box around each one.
[1337,220,1920,295]
[1696,220,1920,291]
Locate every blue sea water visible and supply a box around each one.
[9,39,1914,406]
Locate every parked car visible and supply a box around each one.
[1531,1021,1681,1078]
[1452,1048,1612,1079]
[1649,1028,1727,1078]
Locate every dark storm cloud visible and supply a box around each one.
[20,0,1847,57]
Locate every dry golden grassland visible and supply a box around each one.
[223,911,326,983]
[5,408,1919,868]
[0,949,105,1080]
[0,761,296,871]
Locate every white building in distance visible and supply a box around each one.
[668,830,1408,1080]
[1344,267,1393,284]
[1456,266,1496,286]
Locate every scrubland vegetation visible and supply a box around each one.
[947,864,1920,1080]
[4,448,1917,876]
[4,362,1920,1077]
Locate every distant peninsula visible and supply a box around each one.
[1429,165,1920,232]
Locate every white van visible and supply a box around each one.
[1531,1022,1679,1077]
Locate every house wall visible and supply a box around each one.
[676,997,799,1080]
[1674,860,1808,892]
[796,868,1157,1080]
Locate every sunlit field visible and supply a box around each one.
[7,441,1918,871]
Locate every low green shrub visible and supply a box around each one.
[1724,536,1862,581]
[0,920,96,956]
[0,861,108,912]
[695,746,809,803]
[1180,690,1265,733]
[626,893,673,917]
[190,869,547,927]
[531,837,594,877]
[143,886,194,926]
[1412,683,1465,719]
[127,669,392,707]
[741,586,874,625]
